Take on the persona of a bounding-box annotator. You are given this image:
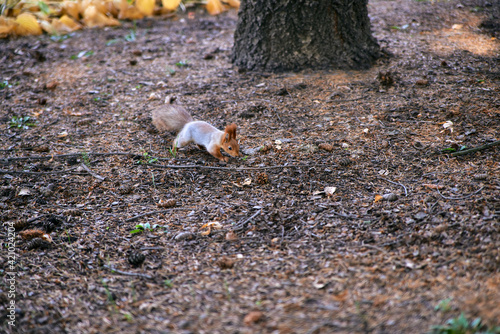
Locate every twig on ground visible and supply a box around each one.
[357,243,387,253]
[0,167,80,175]
[436,186,484,200]
[2,152,138,163]
[377,176,408,197]
[102,265,152,279]
[125,208,193,222]
[451,140,500,157]
[147,163,336,171]
[80,163,106,181]
[233,210,261,231]
[330,210,356,219]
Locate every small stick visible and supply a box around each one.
[125,208,193,222]
[80,163,106,181]
[0,167,79,175]
[330,210,356,219]
[451,140,500,157]
[436,186,484,200]
[2,152,137,163]
[355,243,387,253]
[147,163,335,171]
[378,176,408,197]
[102,265,152,279]
[233,210,262,231]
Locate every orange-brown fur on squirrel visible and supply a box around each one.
[152,105,241,162]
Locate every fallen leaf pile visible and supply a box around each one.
[0,0,240,38]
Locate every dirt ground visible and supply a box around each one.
[1,0,499,333]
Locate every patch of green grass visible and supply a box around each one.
[125,21,137,42]
[50,33,73,43]
[164,279,173,288]
[169,144,177,158]
[123,312,133,322]
[137,151,158,164]
[175,60,189,67]
[71,50,94,60]
[106,39,121,46]
[130,222,167,234]
[435,298,453,312]
[166,67,176,76]
[430,313,500,334]
[81,152,90,166]
[1,80,12,89]
[38,0,50,15]
[9,116,36,130]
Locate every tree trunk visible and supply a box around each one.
[232,0,380,72]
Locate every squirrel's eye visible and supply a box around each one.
[228,146,233,150]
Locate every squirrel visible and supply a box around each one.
[152,105,242,162]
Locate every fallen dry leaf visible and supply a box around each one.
[162,0,181,11]
[15,13,42,36]
[423,184,444,190]
[216,257,235,269]
[243,311,263,326]
[136,0,155,16]
[325,186,336,197]
[206,0,225,15]
[225,231,238,241]
[332,290,349,302]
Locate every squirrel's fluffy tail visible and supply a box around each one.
[152,105,193,132]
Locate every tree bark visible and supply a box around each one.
[232,0,380,72]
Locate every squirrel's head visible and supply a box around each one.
[222,123,242,158]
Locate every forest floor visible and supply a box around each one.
[0,0,499,333]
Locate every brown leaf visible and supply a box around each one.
[423,184,444,190]
[332,290,349,302]
[225,231,238,241]
[216,257,235,269]
[158,198,176,208]
[243,311,263,326]
[318,143,333,152]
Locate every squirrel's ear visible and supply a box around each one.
[225,124,237,139]
[225,133,230,142]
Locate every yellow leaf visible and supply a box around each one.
[162,0,181,11]
[223,0,240,9]
[15,13,42,36]
[40,20,57,35]
[57,14,83,32]
[206,0,225,15]
[374,194,383,203]
[200,225,211,236]
[62,0,81,19]
[83,5,120,28]
[136,0,154,16]
[93,0,109,15]
[114,0,144,20]
[0,17,16,38]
